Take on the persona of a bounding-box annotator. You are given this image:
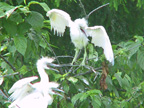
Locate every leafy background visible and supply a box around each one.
[0,0,144,108]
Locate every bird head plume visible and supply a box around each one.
[74,18,88,28]
[36,57,55,70]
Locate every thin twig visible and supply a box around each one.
[55,55,73,58]
[79,0,87,16]
[0,89,8,99]
[86,3,109,19]
[1,72,19,77]
[0,54,16,71]
[74,67,102,77]
[41,35,63,73]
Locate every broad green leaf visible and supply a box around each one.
[5,5,23,18]
[106,75,114,91]
[62,80,69,94]
[71,93,83,104]
[9,13,23,23]
[14,36,27,56]
[5,7,18,18]
[87,89,102,95]
[28,1,50,12]
[3,19,17,36]
[68,77,78,84]
[7,45,16,56]
[137,50,144,70]
[79,100,89,108]
[79,93,89,102]
[126,41,141,59]
[17,22,31,35]
[88,44,98,61]
[134,36,144,43]
[102,97,112,108]
[0,2,13,11]
[114,72,123,87]
[39,39,47,48]
[39,3,50,12]
[0,9,5,18]
[122,75,130,90]
[19,65,27,75]
[26,11,44,30]
[91,95,101,108]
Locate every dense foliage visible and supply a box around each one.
[0,0,144,108]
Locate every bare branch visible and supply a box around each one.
[74,67,102,77]
[0,54,16,71]
[2,72,19,77]
[79,0,87,16]
[41,35,63,74]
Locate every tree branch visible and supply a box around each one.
[74,67,102,77]
[0,54,16,72]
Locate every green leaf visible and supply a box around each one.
[0,2,13,11]
[87,44,98,61]
[62,80,69,94]
[137,50,144,70]
[17,22,31,35]
[68,77,78,84]
[126,41,141,59]
[72,93,83,104]
[114,72,123,87]
[39,3,50,12]
[7,45,16,56]
[91,95,101,108]
[79,100,89,108]
[87,89,102,96]
[9,13,23,23]
[3,19,17,36]
[19,65,27,75]
[102,97,112,108]
[28,1,50,12]
[79,93,89,102]
[14,36,27,56]
[26,11,44,30]
[0,9,5,18]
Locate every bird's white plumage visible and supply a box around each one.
[86,26,114,65]
[46,9,114,65]
[8,76,38,102]
[8,57,60,108]
[46,9,72,36]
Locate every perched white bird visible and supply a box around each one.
[46,4,114,65]
[8,57,60,108]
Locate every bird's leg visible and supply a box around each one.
[71,48,79,65]
[81,47,87,65]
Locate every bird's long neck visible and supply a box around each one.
[37,66,49,84]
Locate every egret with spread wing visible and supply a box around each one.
[8,57,60,108]
[46,3,114,65]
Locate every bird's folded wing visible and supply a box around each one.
[8,76,38,101]
[86,26,114,65]
[46,9,72,36]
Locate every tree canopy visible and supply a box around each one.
[0,0,144,108]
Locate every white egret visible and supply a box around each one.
[46,3,114,65]
[8,57,60,108]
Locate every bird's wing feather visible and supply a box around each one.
[46,9,72,36]
[86,26,114,65]
[8,76,38,101]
